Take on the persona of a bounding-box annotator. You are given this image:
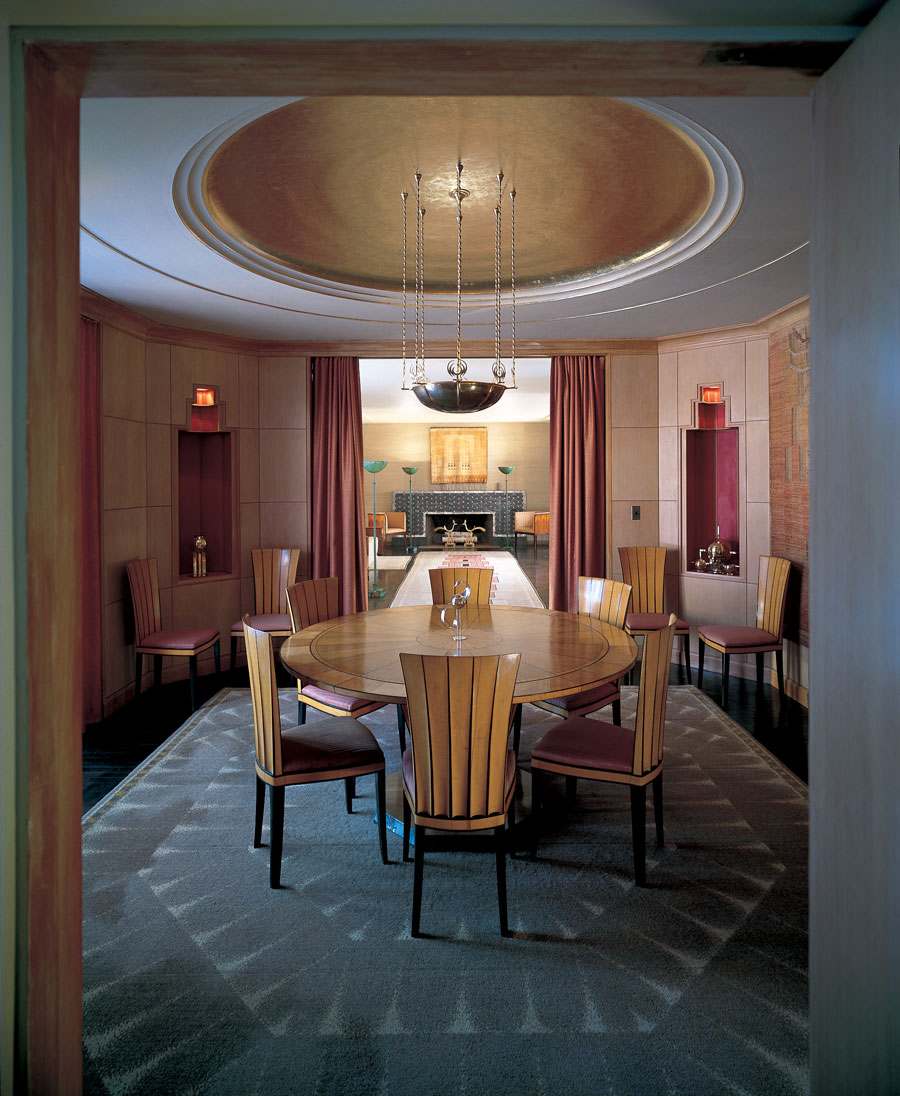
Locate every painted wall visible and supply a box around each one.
[810,3,900,1090]
[92,307,310,714]
[362,420,550,515]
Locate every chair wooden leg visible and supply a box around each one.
[298,701,307,726]
[652,774,664,849]
[565,775,577,807]
[269,785,285,889]
[495,825,510,937]
[376,770,388,865]
[512,706,524,800]
[230,635,238,672]
[344,777,355,814]
[775,648,785,698]
[514,533,518,557]
[721,653,730,706]
[411,825,425,937]
[530,770,542,859]
[612,698,621,726]
[697,638,705,688]
[396,704,407,753]
[153,654,162,690]
[682,633,692,684]
[134,652,143,697]
[213,639,221,676]
[253,776,266,848]
[402,797,411,862]
[188,655,198,712]
[629,784,647,886]
[756,652,764,687]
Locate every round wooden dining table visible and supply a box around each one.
[279,604,638,705]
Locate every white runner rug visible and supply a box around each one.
[390,549,544,608]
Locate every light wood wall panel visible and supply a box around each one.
[86,315,312,707]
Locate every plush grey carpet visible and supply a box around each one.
[83,687,808,1096]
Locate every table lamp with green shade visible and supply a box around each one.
[401,465,418,554]
[498,465,515,548]
[363,459,388,598]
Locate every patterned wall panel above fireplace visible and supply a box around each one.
[394,490,526,538]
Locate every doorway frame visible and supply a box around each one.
[6,20,849,1093]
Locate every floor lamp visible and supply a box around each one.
[498,465,515,549]
[402,465,418,555]
[363,459,388,599]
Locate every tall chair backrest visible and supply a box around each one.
[756,556,791,640]
[618,546,667,613]
[243,616,284,778]
[429,567,494,606]
[632,614,677,776]
[126,558,162,643]
[400,652,520,821]
[286,576,340,632]
[251,548,301,615]
[577,576,632,627]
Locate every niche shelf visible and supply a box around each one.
[684,384,740,577]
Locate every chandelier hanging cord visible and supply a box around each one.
[401,190,409,390]
[451,160,468,385]
[493,171,506,383]
[510,187,518,390]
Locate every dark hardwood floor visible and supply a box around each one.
[83,542,807,812]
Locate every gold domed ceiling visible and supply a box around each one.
[198,97,715,295]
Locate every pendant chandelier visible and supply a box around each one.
[401,162,518,414]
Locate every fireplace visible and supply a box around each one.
[426,513,494,545]
[393,489,526,542]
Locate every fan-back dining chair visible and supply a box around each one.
[287,577,402,810]
[244,617,388,887]
[428,566,494,606]
[697,555,791,703]
[535,576,631,724]
[400,652,521,937]
[230,548,301,669]
[618,545,691,682]
[126,558,220,712]
[530,614,677,885]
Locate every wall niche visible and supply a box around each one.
[176,429,235,579]
[684,386,740,575]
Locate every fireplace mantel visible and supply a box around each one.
[393,489,526,539]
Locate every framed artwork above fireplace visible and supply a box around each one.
[430,426,488,484]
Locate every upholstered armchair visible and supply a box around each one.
[367,511,407,552]
[514,510,550,555]
[698,555,791,703]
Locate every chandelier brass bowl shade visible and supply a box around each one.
[412,380,508,414]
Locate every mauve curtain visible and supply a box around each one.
[310,357,368,614]
[549,354,606,613]
[80,317,103,724]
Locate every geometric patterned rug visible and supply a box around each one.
[82,686,808,1095]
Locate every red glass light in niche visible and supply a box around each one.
[192,385,217,406]
[700,385,722,403]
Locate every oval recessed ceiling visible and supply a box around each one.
[174,97,742,307]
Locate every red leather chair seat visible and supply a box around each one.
[626,612,689,633]
[301,684,379,713]
[546,680,618,713]
[402,747,517,807]
[699,625,778,652]
[532,715,635,774]
[138,627,217,652]
[231,613,292,635]
[279,718,384,775]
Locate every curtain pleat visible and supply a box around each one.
[310,357,368,614]
[549,354,606,613]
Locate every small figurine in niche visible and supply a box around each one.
[192,534,208,578]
